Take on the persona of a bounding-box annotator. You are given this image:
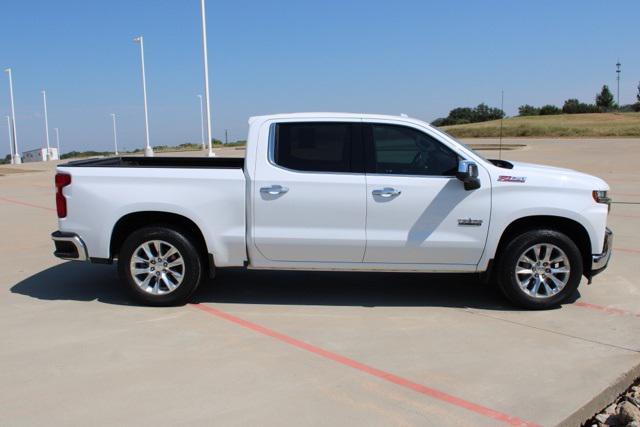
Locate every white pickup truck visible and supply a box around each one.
[51,113,612,309]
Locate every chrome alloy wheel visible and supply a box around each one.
[515,243,571,299]
[130,240,185,295]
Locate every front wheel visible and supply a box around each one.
[118,226,204,306]
[496,229,583,310]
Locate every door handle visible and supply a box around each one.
[372,187,401,197]
[260,184,289,195]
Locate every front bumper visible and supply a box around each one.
[51,231,88,261]
[590,227,613,280]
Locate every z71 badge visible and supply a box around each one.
[498,175,526,183]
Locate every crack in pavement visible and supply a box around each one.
[461,308,640,354]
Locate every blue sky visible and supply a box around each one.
[1,0,639,156]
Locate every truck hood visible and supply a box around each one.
[505,161,609,190]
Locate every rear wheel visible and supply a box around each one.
[118,226,204,306]
[496,229,583,309]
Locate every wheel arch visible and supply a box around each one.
[492,215,592,278]
[110,211,214,275]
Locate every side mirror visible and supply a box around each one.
[456,160,481,191]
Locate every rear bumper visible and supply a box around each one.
[51,231,88,261]
[590,227,613,279]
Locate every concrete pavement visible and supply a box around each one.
[1,139,639,426]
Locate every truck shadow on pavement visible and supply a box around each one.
[11,262,578,311]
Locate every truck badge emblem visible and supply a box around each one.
[458,218,483,226]
[498,175,526,183]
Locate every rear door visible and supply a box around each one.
[252,121,367,262]
[363,122,491,265]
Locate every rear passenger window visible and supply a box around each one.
[274,123,352,173]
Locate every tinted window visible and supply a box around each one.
[371,124,458,176]
[274,123,352,172]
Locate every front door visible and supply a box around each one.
[363,123,491,265]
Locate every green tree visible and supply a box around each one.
[596,85,614,109]
[562,99,580,114]
[539,105,561,115]
[637,81,640,103]
[518,104,540,116]
[562,99,600,114]
[430,117,448,127]
[431,103,504,126]
[473,103,505,122]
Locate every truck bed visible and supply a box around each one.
[62,156,244,169]
[57,155,247,267]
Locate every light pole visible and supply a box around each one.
[54,127,60,158]
[110,113,119,155]
[5,116,13,163]
[616,60,621,108]
[199,0,215,157]
[133,36,153,157]
[197,94,205,150]
[42,90,51,160]
[4,68,21,164]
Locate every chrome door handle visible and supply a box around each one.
[372,187,401,197]
[260,184,289,195]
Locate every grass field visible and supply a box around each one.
[441,112,640,138]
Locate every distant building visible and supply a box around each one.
[22,148,59,163]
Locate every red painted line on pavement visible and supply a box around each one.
[0,196,55,212]
[574,302,640,318]
[190,303,540,427]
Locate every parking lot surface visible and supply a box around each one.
[1,139,639,426]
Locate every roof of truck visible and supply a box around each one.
[248,112,430,125]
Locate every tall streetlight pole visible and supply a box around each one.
[4,68,21,164]
[199,0,215,157]
[616,60,621,108]
[54,127,60,158]
[110,113,119,155]
[5,116,13,163]
[197,94,205,150]
[133,36,153,157]
[41,90,51,160]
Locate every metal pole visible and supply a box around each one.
[197,94,205,150]
[4,68,21,164]
[133,36,153,157]
[5,116,13,164]
[54,127,60,158]
[499,90,504,160]
[200,0,215,157]
[42,90,51,160]
[225,129,228,145]
[616,61,621,108]
[111,113,119,155]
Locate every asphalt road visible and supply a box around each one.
[1,138,639,426]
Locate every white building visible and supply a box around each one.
[22,148,59,163]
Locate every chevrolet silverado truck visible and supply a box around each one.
[51,113,613,309]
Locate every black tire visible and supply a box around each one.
[496,229,583,310]
[118,226,204,306]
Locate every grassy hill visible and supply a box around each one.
[441,112,640,138]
